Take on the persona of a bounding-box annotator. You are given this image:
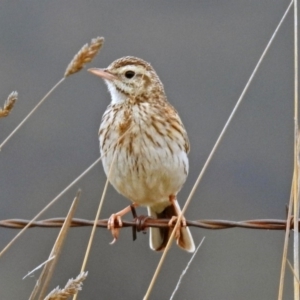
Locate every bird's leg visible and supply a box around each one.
[168,195,186,239]
[108,203,139,244]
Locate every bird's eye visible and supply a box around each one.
[125,70,135,79]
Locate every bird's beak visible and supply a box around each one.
[88,68,117,81]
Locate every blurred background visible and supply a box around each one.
[0,1,295,299]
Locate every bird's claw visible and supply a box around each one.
[108,213,123,244]
[168,216,186,239]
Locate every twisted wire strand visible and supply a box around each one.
[0,217,294,231]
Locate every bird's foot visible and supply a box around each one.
[107,203,139,244]
[108,213,123,244]
[168,216,187,239]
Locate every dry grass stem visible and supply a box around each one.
[64,37,104,77]
[29,191,81,300]
[0,78,64,151]
[293,1,300,299]
[288,260,300,284]
[144,3,293,299]
[44,271,88,300]
[72,126,133,300]
[0,36,104,151]
[0,91,17,118]
[170,237,205,300]
[23,255,55,280]
[278,179,294,300]
[72,173,111,300]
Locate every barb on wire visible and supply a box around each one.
[0,217,296,231]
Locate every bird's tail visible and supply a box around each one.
[147,200,195,253]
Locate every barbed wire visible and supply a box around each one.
[0,217,295,231]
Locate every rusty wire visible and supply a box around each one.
[0,217,295,231]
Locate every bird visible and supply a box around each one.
[88,56,195,252]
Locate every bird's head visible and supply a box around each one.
[89,56,165,104]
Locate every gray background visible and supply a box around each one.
[0,1,295,299]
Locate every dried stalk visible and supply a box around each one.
[29,191,80,300]
[288,260,300,284]
[294,1,300,299]
[64,37,104,77]
[278,178,295,300]
[44,271,88,300]
[170,238,205,300]
[143,2,292,299]
[23,256,55,280]
[72,126,133,300]
[0,36,103,151]
[71,166,112,300]
[0,78,65,151]
[0,91,17,118]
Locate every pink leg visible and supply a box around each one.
[168,195,186,239]
[108,203,139,244]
